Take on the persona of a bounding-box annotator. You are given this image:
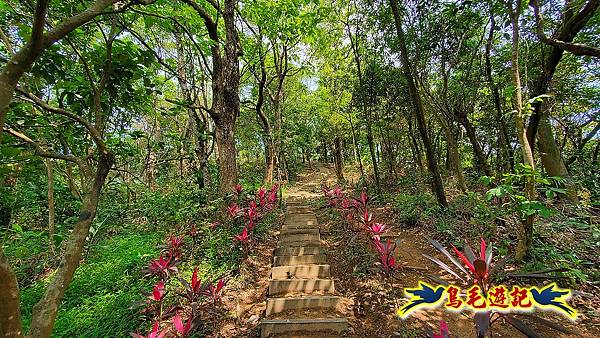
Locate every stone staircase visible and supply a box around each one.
[261,199,348,337]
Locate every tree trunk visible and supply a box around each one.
[65,162,82,199]
[44,159,55,252]
[537,117,577,200]
[333,136,344,182]
[213,118,238,194]
[0,247,23,337]
[27,152,114,337]
[0,59,31,142]
[264,136,275,184]
[525,0,598,200]
[348,114,364,178]
[207,0,240,194]
[366,119,380,190]
[507,0,536,262]
[389,0,447,206]
[440,117,467,192]
[408,112,424,173]
[485,2,513,172]
[458,113,494,177]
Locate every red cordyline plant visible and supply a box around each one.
[235,227,250,243]
[323,186,398,275]
[230,183,279,255]
[424,237,571,337]
[148,281,166,302]
[202,278,226,305]
[428,320,450,338]
[130,322,168,338]
[166,235,185,260]
[178,267,227,304]
[172,313,192,337]
[374,238,397,274]
[178,267,204,303]
[234,183,244,196]
[147,254,178,280]
[227,203,241,218]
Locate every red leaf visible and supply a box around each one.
[480,238,486,261]
[173,313,184,333]
[451,245,476,274]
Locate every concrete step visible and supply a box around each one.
[265,296,342,316]
[277,240,322,247]
[285,214,317,219]
[261,318,348,337]
[282,224,319,231]
[273,247,325,256]
[285,215,317,222]
[287,208,313,214]
[284,221,318,227]
[273,254,327,266]
[268,278,335,296]
[280,228,320,236]
[279,233,320,243]
[271,264,331,279]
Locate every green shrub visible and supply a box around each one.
[392,192,435,226]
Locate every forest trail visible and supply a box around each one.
[275,164,595,338]
[260,166,350,337]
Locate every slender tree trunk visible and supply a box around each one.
[366,118,380,190]
[485,3,513,172]
[440,117,467,192]
[44,159,55,252]
[507,0,535,262]
[273,91,283,183]
[348,113,364,177]
[458,113,494,176]
[408,112,424,173]
[26,153,114,337]
[389,0,447,206]
[65,162,82,200]
[264,136,275,184]
[366,72,381,190]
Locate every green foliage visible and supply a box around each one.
[20,233,160,336]
[391,192,436,226]
[482,164,563,220]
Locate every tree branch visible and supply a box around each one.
[0,27,14,56]
[6,128,82,164]
[31,0,50,49]
[530,0,600,58]
[181,0,219,42]
[16,89,108,153]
